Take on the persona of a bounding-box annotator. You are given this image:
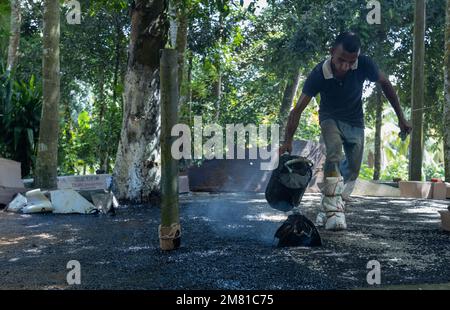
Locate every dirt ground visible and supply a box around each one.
[1,192,449,290]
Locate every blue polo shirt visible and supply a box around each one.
[302,55,380,128]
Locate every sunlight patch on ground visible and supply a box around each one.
[226,223,253,229]
[236,198,268,204]
[244,213,286,222]
[412,219,441,224]
[188,215,214,222]
[168,250,231,262]
[26,224,46,229]
[24,248,42,254]
[324,252,351,257]
[43,285,65,290]
[33,233,56,240]
[123,246,152,252]
[401,206,444,215]
[0,236,26,246]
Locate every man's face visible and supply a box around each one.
[330,45,359,76]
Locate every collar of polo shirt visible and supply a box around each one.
[322,51,360,80]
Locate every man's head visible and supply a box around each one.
[330,32,361,76]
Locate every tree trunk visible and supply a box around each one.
[445,0,450,182]
[7,0,21,73]
[97,75,108,172]
[100,151,109,173]
[213,13,224,122]
[35,0,60,190]
[187,52,193,123]
[104,13,124,174]
[373,85,383,180]
[367,150,374,168]
[168,1,177,47]
[213,72,222,121]
[112,13,122,105]
[112,0,168,203]
[63,99,74,173]
[409,0,426,181]
[279,70,301,141]
[176,6,188,95]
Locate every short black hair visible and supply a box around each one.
[333,32,361,53]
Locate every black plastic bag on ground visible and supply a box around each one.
[265,154,313,212]
[275,214,322,247]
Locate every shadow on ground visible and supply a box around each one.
[0,193,449,289]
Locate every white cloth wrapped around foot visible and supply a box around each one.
[317,177,347,231]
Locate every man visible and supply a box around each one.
[279,32,412,231]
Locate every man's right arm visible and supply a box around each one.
[279,93,313,154]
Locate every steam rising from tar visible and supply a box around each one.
[183,193,288,246]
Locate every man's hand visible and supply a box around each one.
[280,94,312,155]
[279,141,292,155]
[378,72,412,139]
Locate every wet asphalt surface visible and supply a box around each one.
[0,192,449,290]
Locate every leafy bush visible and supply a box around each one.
[1,65,42,177]
[358,163,375,181]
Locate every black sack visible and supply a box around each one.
[265,154,313,212]
[275,214,322,247]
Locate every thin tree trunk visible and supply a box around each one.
[35,0,60,190]
[409,0,426,181]
[367,150,374,168]
[213,13,224,122]
[373,85,383,180]
[279,70,301,141]
[213,72,221,121]
[176,6,188,95]
[104,13,124,174]
[112,13,122,105]
[7,0,21,73]
[102,151,109,173]
[444,0,450,182]
[112,0,168,203]
[97,76,108,172]
[97,76,105,122]
[64,99,74,173]
[187,52,193,123]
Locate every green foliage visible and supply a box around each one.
[363,108,445,181]
[59,110,96,175]
[359,164,374,181]
[2,0,446,181]
[0,65,42,178]
[58,95,123,175]
[381,155,409,181]
[0,0,10,60]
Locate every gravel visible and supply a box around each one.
[1,192,449,290]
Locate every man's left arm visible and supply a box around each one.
[377,71,412,135]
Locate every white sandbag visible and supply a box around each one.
[5,193,27,213]
[50,189,96,214]
[23,189,54,213]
